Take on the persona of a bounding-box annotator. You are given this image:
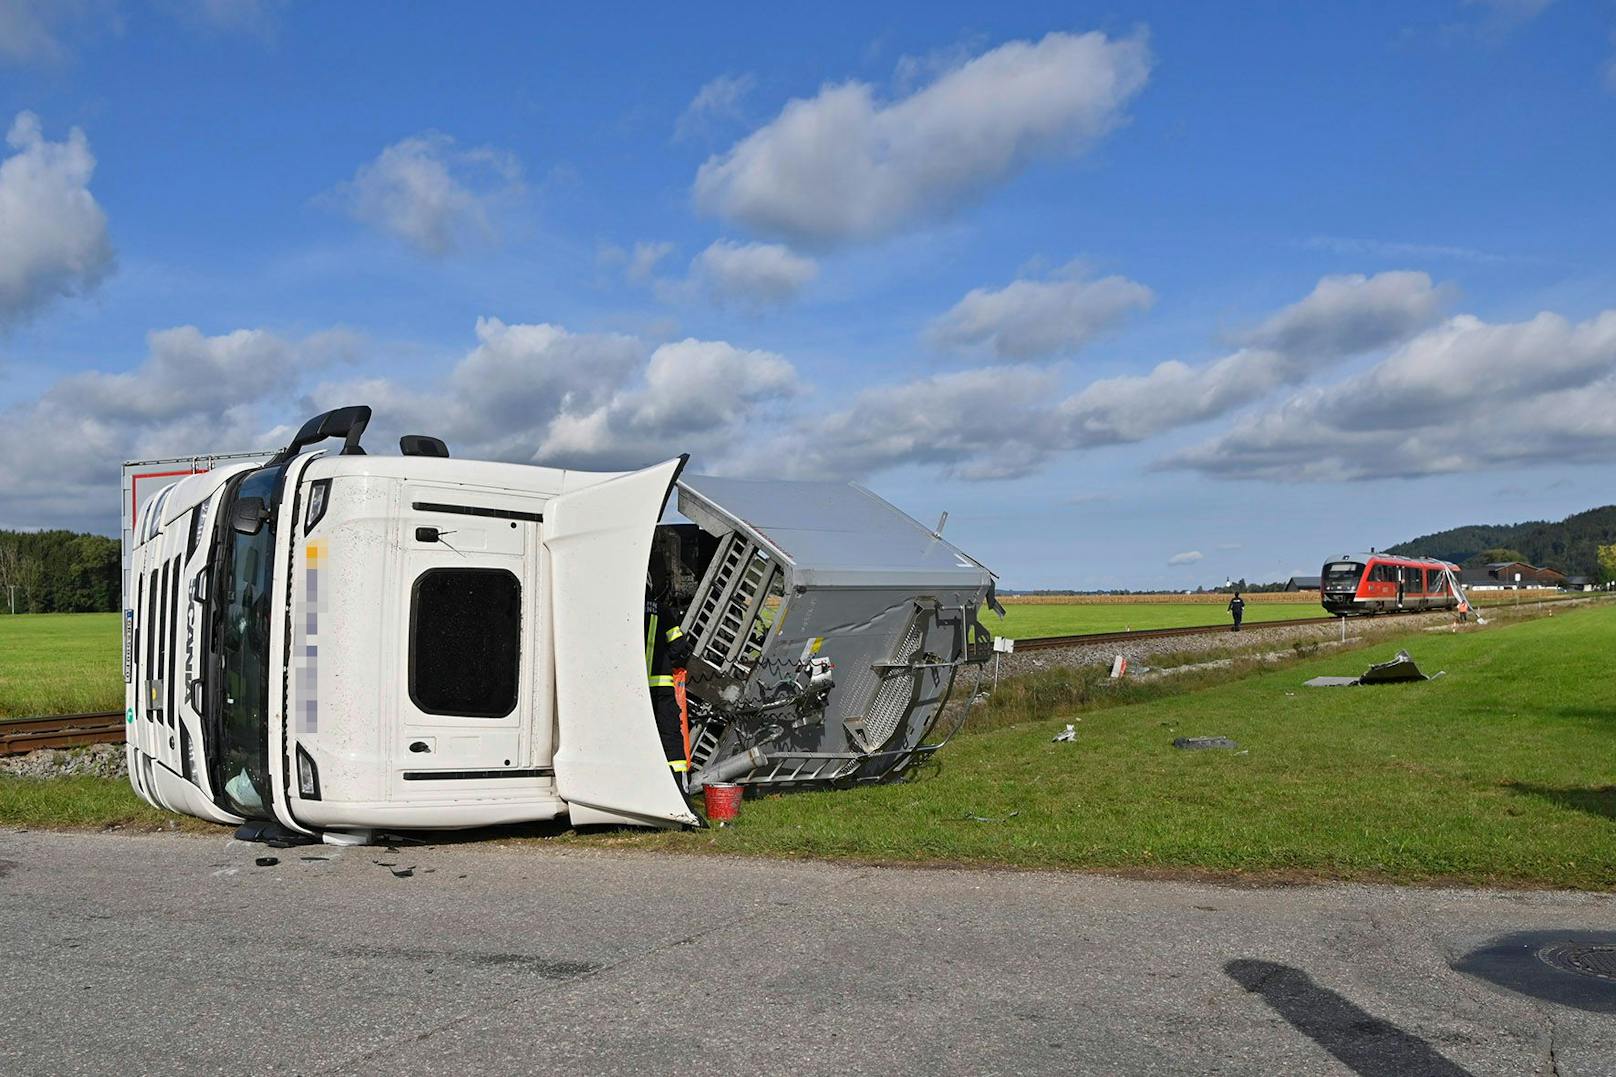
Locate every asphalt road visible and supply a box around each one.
[1,828,1612,1076]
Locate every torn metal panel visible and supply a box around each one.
[670,475,996,792]
[1304,649,1442,687]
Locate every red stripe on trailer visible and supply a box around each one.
[131,469,205,535]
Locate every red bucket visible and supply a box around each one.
[704,782,743,824]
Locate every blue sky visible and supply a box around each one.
[2,0,1614,588]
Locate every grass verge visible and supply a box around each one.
[0,613,123,718]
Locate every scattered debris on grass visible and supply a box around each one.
[1304,649,1443,688]
[1173,736,1239,751]
[1052,724,1077,743]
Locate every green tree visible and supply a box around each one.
[1598,544,1616,583]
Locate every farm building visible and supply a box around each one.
[1285,575,1321,591]
[1459,562,1567,590]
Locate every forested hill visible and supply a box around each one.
[1385,505,1616,577]
[0,530,121,614]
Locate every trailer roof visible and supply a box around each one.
[677,475,993,589]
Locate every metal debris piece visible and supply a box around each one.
[254,856,278,867]
[1304,649,1442,687]
[1052,724,1077,743]
[1173,736,1239,751]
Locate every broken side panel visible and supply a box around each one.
[546,457,698,828]
[671,476,997,793]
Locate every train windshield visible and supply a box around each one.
[1323,562,1363,588]
[208,463,288,819]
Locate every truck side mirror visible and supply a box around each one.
[231,497,269,535]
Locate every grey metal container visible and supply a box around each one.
[673,475,999,791]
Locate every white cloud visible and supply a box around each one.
[0,1,107,65]
[676,73,755,140]
[928,263,1153,360]
[314,321,799,472]
[737,271,1449,482]
[1605,31,1616,93]
[1233,270,1451,359]
[627,240,674,282]
[537,338,797,468]
[0,325,355,529]
[0,316,802,530]
[1167,550,1203,566]
[734,366,1063,482]
[694,30,1150,246]
[0,112,114,328]
[689,240,818,306]
[1164,308,1616,481]
[329,132,522,256]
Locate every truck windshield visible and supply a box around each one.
[209,463,287,819]
[1323,562,1363,588]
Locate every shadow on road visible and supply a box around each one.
[1225,959,1472,1077]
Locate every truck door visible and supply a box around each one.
[393,492,540,790]
[544,457,698,828]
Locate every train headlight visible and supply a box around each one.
[296,745,322,800]
[304,479,331,534]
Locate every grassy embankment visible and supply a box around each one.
[0,612,123,718]
[3,604,1612,889]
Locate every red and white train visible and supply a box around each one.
[1319,553,1462,616]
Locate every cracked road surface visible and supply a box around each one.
[1,829,1612,1075]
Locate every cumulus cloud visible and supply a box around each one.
[315,321,799,472]
[0,325,355,529]
[736,271,1449,482]
[928,263,1153,360]
[329,132,522,256]
[1232,270,1451,359]
[676,73,755,140]
[0,112,114,328]
[694,30,1150,246]
[1164,308,1616,481]
[0,0,108,65]
[1167,550,1203,566]
[689,240,818,306]
[626,240,674,282]
[0,316,803,529]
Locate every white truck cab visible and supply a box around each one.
[125,406,998,841]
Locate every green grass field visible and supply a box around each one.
[3,603,1612,889]
[0,613,123,718]
[991,600,1321,638]
[631,603,1616,888]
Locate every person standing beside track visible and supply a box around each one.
[1227,591,1245,632]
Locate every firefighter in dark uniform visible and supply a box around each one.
[645,589,692,777]
[1227,591,1245,632]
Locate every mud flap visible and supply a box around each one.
[545,457,698,828]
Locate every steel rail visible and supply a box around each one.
[0,711,125,756]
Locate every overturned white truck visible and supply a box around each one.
[123,406,999,839]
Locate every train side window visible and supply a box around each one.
[1426,570,1445,594]
[1371,564,1394,583]
[409,568,522,718]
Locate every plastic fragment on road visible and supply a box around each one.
[1052,724,1077,743]
[1304,649,1443,688]
[1172,736,1239,751]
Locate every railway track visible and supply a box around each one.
[0,711,125,756]
[1013,615,1343,652]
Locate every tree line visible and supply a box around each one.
[0,530,121,614]
[1385,505,1616,579]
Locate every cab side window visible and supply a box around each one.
[409,568,522,717]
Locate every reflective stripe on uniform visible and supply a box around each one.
[645,612,657,675]
[648,674,675,688]
[665,625,684,641]
[667,759,689,772]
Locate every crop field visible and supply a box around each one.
[991,599,1321,637]
[0,613,123,719]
